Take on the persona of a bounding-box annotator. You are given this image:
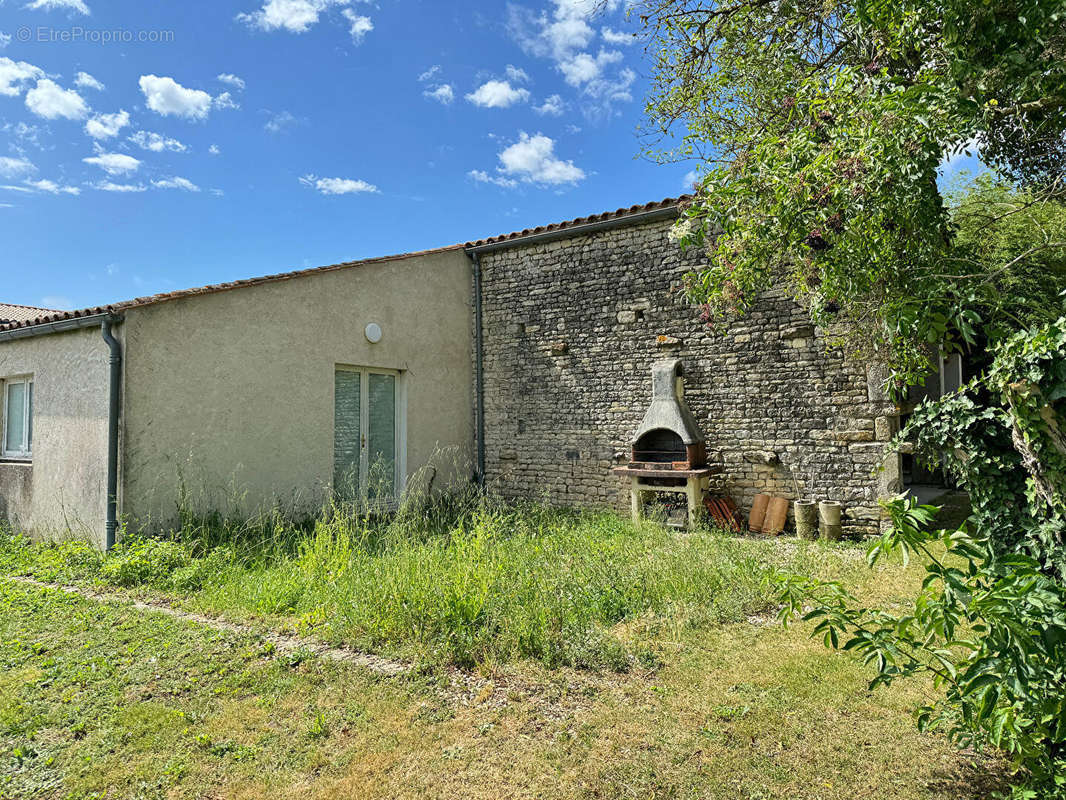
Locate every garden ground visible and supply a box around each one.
[0,504,1007,799]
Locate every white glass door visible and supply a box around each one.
[334,367,404,500]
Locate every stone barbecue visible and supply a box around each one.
[613,359,721,527]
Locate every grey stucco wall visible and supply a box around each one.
[477,217,900,536]
[120,248,474,530]
[0,326,111,545]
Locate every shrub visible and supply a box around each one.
[101,539,192,587]
[169,546,235,591]
[780,318,1066,798]
[0,533,103,583]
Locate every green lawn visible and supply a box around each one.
[0,504,1008,798]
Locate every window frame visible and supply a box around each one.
[1,375,34,461]
[333,366,407,499]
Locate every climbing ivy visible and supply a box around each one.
[779,317,1066,796]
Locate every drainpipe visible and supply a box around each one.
[471,252,486,488]
[100,315,123,550]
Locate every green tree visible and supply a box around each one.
[634,1,1066,794]
[638,0,1066,387]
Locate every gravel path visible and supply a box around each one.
[3,574,410,676]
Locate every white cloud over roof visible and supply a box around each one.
[299,174,379,195]
[475,132,585,187]
[466,80,531,109]
[83,151,141,175]
[25,79,89,120]
[139,74,213,120]
[75,71,105,91]
[24,0,90,14]
[85,110,130,139]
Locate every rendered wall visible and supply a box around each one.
[0,326,111,545]
[477,218,901,536]
[121,248,474,529]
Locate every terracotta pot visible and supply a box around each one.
[749,493,770,533]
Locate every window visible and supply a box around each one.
[333,367,406,500]
[2,376,33,459]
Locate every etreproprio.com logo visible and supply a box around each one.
[16,26,176,44]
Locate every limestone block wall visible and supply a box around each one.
[477,217,900,536]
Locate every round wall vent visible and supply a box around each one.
[365,322,383,343]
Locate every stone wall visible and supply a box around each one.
[477,215,901,536]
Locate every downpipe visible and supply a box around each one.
[101,315,123,550]
[471,252,486,489]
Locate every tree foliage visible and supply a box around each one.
[634,0,1066,794]
[779,320,1066,796]
[639,0,1066,388]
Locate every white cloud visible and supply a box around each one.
[420,66,454,104]
[0,57,43,96]
[40,295,74,310]
[3,121,44,147]
[0,156,35,178]
[511,0,622,61]
[24,178,80,195]
[74,71,104,91]
[601,27,634,45]
[85,109,130,139]
[0,33,11,49]
[559,48,622,86]
[342,9,372,42]
[25,78,89,120]
[83,151,141,175]
[92,181,147,192]
[264,110,298,133]
[139,74,213,120]
[208,143,221,155]
[509,0,634,115]
[533,94,565,116]
[213,91,239,110]
[238,0,349,33]
[424,84,454,104]
[24,0,90,14]
[299,174,379,195]
[577,65,636,112]
[683,170,699,192]
[217,73,246,90]
[468,169,518,189]
[153,176,200,191]
[484,132,586,186]
[466,80,531,109]
[129,130,188,152]
[505,65,530,83]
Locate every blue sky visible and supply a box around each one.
[1,0,692,311]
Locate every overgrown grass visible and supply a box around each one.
[0,576,1007,800]
[0,498,866,670]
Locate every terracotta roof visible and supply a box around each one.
[0,245,464,334]
[463,195,689,249]
[0,195,689,335]
[0,302,61,326]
